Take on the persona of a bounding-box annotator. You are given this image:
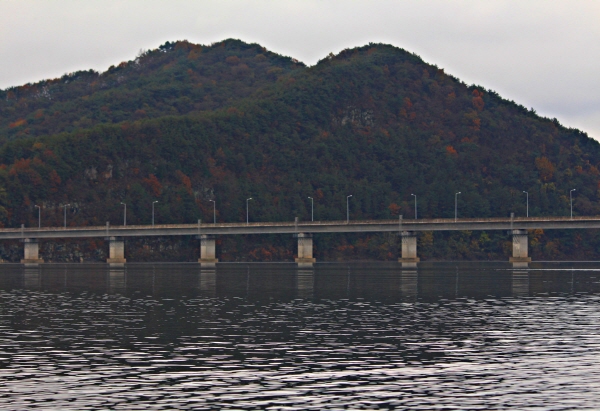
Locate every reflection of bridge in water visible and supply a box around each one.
[6,215,600,267]
[6,263,600,300]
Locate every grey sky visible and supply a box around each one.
[2,0,599,139]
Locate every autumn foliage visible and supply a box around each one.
[0,40,599,261]
[535,157,555,182]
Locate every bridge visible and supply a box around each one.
[7,214,600,267]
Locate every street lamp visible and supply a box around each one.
[411,194,417,219]
[523,191,529,218]
[34,205,41,228]
[455,192,461,222]
[570,189,576,219]
[209,199,216,224]
[152,201,158,226]
[308,197,314,222]
[63,204,70,228]
[120,202,126,226]
[347,195,352,223]
[246,198,253,224]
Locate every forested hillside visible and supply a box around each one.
[0,39,599,262]
[0,39,303,141]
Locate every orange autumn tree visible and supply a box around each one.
[142,174,162,197]
[446,145,458,156]
[535,157,555,182]
[472,89,484,111]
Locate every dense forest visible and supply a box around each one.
[0,39,599,262]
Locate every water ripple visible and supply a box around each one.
[0,263,600,409]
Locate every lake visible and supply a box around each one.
[1,262,600,409]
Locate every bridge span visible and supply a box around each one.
[7,215,600,267]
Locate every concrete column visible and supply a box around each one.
[21,238,43,265]
[509,229,531,268]
[106,236,126,266]
[198,235,218,265]
[398,231,420,267]
[295,233,316,266]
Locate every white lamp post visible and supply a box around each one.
[121,202,126,226]
[570,189,576,219]
[455,192,461,222]
[63,204,70,228]
[209,199,216,224]
[152,201,158,226]
[34,205,41,228]
[246,198,253,224]
[347,195,352,223]
[308,197,314,222]
[523,191,528,218]
[411,194,417,219]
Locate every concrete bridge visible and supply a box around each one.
[7,214,600,267]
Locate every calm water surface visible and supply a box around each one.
[1,262,600,409]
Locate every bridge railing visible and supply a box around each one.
[3,215,600,234]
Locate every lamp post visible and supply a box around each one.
[209,199,216,224]
[63,204,70,228]
[570,189,576,219]
[455,192,461,222]
[346,195,352,223]
[411,194,417,219]
[34,205,41,228]
[308,197,314,222]
[523,191,529,218]
[120,202,126,226]
[152,201,158,227]
[246,198,253,224]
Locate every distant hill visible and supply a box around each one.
[0,39,599,262]
[0,39,304,141]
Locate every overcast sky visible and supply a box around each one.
[2,0,599,139]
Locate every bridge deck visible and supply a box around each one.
[3,216,600,239]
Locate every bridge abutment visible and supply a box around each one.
[295,233,316,266]
[106,236,126,266]
[198,234,218,266]
[21,238,43,265]
[399,231,420,267]
[509,229,531,268]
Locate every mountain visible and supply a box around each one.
[0,39,598,262]
[0,39,304,142]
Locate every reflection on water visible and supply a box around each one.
[296,267,314,299]
[1,262,600,409]
[199,267,216,296]
[400,269,418,300]
[512,270,530,297]
[23,266,41,290]
[107,268,126,294]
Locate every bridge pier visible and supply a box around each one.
[21,238,43,265]
[509,229,531,268]
[295,233,316,266]
[198,234,218,266]
[399,231,420,267]
[106,236,126,266]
